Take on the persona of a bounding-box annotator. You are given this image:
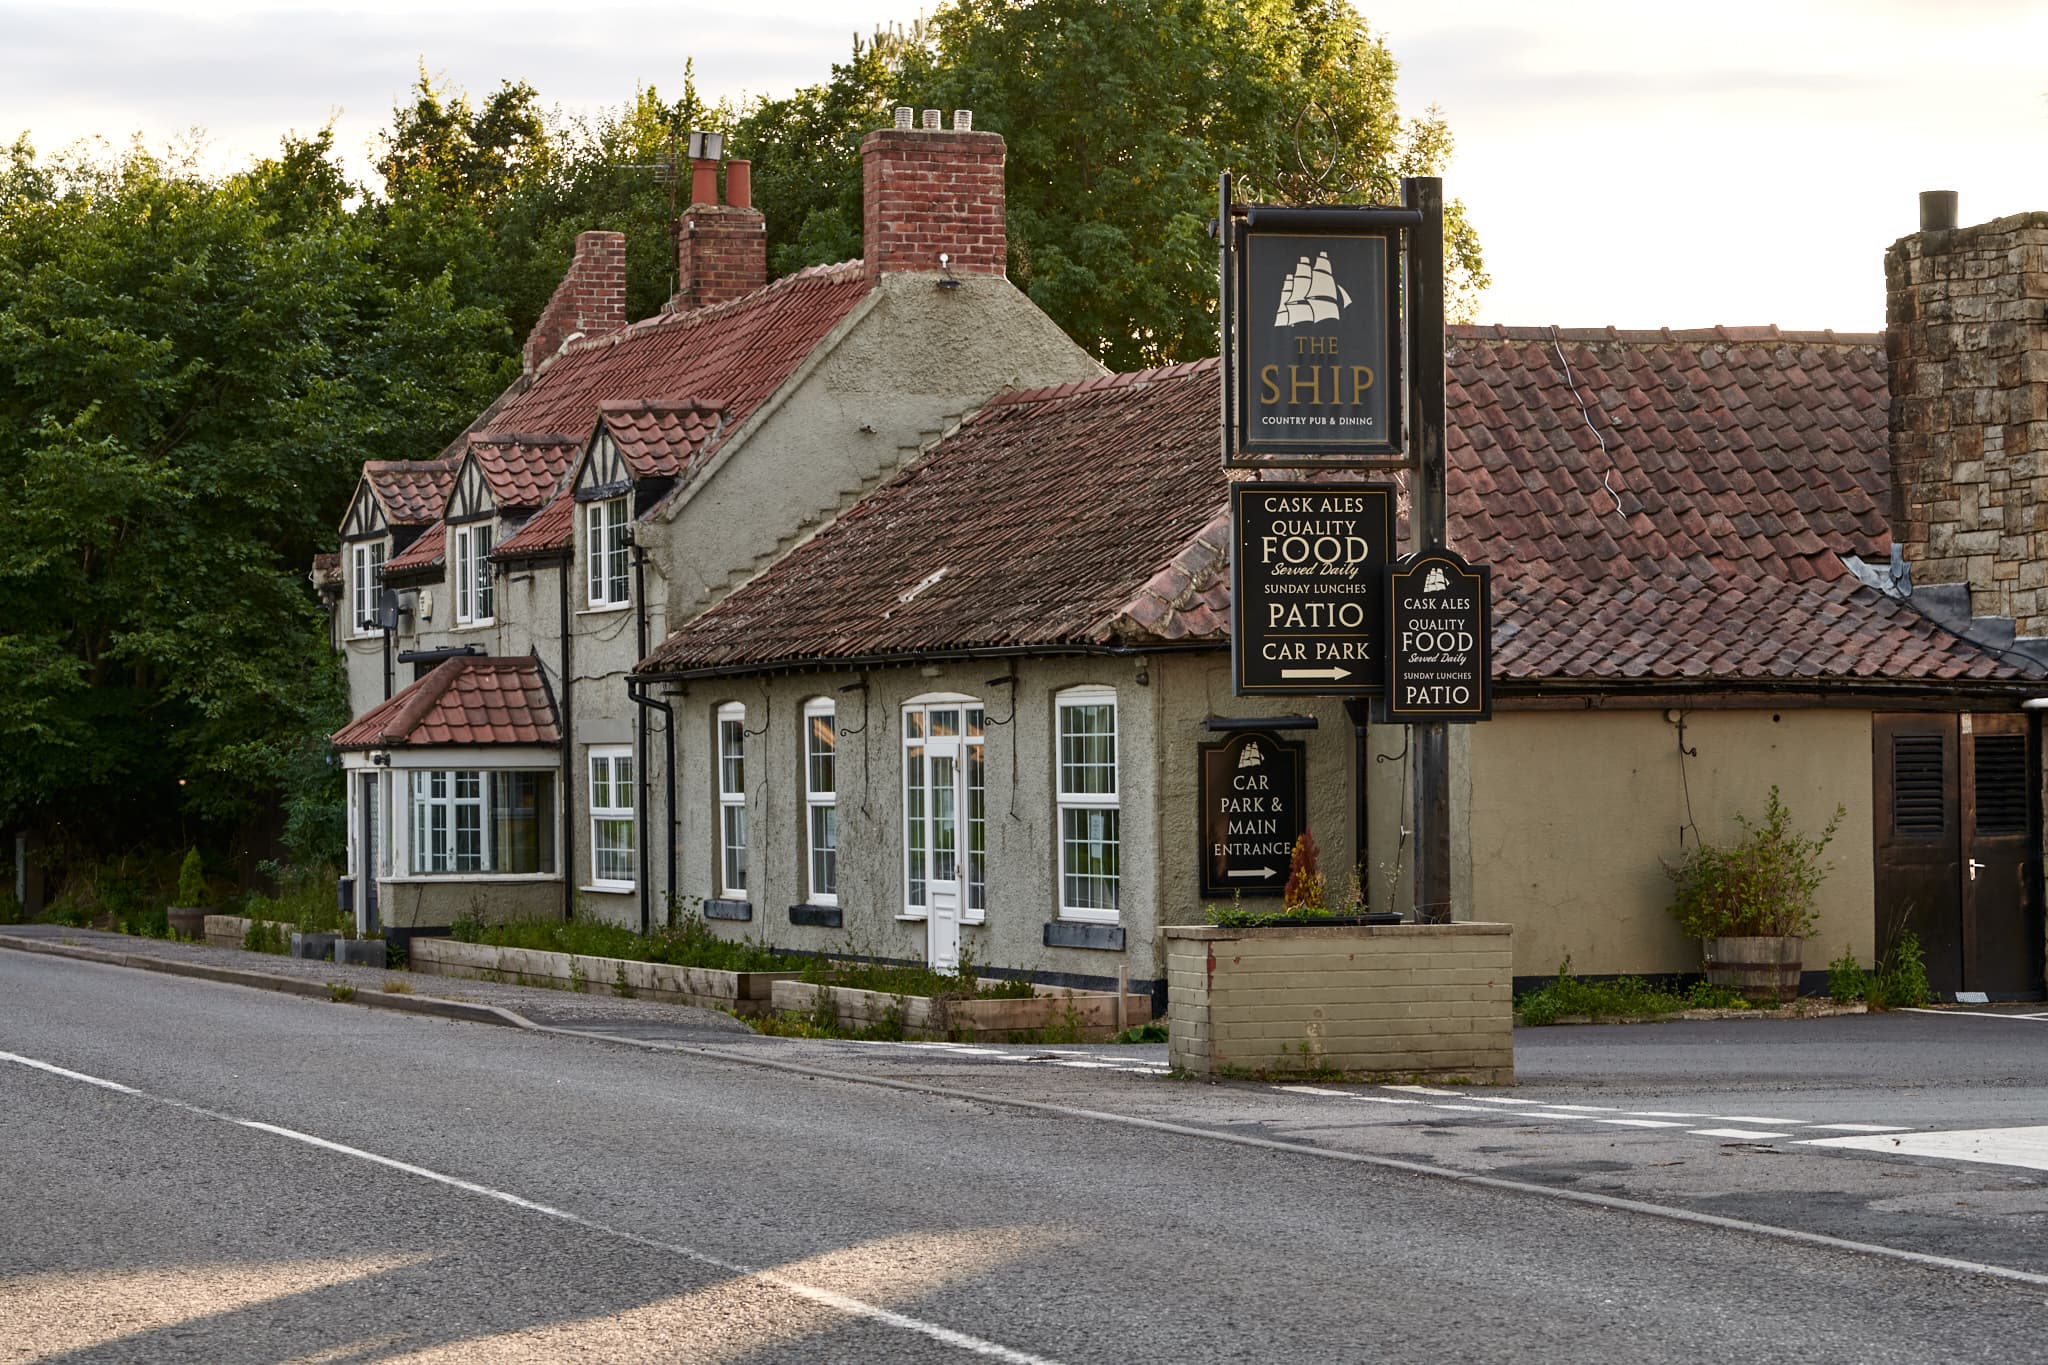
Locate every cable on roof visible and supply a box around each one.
[1548,327,1629,529]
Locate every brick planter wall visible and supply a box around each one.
[409,938,798,1015]
[1164,922,1513,1084]
[770,980,1151,1042]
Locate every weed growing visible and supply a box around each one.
[1515,956,1752,1026]
[1827,949,1869,1003]
[380,978,413,995]
[451,909,803,974]
[326,982,356,1003]
[1111,1021,1169,1044]
[1869,929,1931,1009]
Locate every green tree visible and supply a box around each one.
[0,136,513,856]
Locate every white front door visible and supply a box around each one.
[905,701,984,972]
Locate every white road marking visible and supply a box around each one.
[1508,1101,1620,1112]
[1691,1128,1793,1140]
[1903,1008,2048,1022]
[1383,1084,1471,1097]
[1801,1126,2048,1173]
[1628,1111,1715,1119]
[0,1050,1063,1365]
[1590,1118,1686,1129]
[1712,1115,1810,1126]
[1804,1123,1909,1133]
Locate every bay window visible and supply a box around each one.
[408,770,555,874]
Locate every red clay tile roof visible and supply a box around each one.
[598,398,725,478]
[494,488,576,560]
[364,459,458,525]
[639,361,1228,674]
[480,262,870,453]
[310,552,342,591]
[642,330,2040,687]
[381,522,445,577]
[467,433,581,508]
[331,657,560,750]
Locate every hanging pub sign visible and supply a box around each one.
[1212,200,1409,464]
[1230,480,1396,697]
[1199,729,1307,899]
[1383,547,1492,722]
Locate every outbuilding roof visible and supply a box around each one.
[640,327,2039,688]
[330,657,560,750]
[380,522,445,578]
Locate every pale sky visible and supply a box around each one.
[4,0,2043,333]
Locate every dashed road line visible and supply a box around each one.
[1690,1128,1794,1140]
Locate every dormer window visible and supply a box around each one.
[453,522,495,625]
[586,497,631,607]
[350,540,387,636]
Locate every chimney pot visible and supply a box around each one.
[922,108,941,131]
[895,106,915,130]
[690,158,719,207]
[1919,190,1959,233]
[953,109,972,132]
[725,159,752,210]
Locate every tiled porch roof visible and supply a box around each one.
[331,657,560,750]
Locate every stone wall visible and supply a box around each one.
[1885,209,2048,635]
[1164,922,1513,1083]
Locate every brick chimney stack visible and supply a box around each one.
[522,230,627,375]
[1885,194,2048,635]
[862,108,1006,280]
[673,158,767,313]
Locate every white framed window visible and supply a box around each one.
[803,698,837,904]
[717,703,748,897]
[350,540,387,636]
[408,770,555,874]
[453,522,495,625]
[1056,687,1119,922]
[902,696,985,920]
[588,746,635,889]
[585,497,631,607]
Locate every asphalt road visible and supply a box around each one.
[4,951,2048,1363]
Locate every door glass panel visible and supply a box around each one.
[966,741,986,911]
[932,753,958,881]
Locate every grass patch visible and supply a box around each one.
[380,978,413,994]
[451,910,805,974]
[326,982,356,1003]
[1515,957,1752,1026]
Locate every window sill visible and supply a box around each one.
[1044,920,1126,952]
[448,622,496,633]
[704,897,752,922]
[579,884,635,895]
[380,873,562,884]
[578,602,632,616]
[1056,909,1121,926]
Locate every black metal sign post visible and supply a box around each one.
[1385,547,1491,722]
[1198,730,1308,899]
[1216,173,1456,922]
[1229,481,1396,696]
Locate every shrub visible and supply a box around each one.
[175,847,207,908]
[1515,956,1751,1026]
[1869,930,1931,1010]
[1827,949,1869,1003]
[1665,787,1844,939]
[236,863,347,933]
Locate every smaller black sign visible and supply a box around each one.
[1199,730,1307,899]
[1384,547,1492,722]
[1230,481,1396,696]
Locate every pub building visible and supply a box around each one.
[326,131,2048,1005]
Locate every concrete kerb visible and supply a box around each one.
[0,934,535,1032]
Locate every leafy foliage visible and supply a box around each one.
[1515,956,1751,1026]
[1665,787,1845,940]
[1869,930,1931,1010]
[1826,949,1868,1003]
[175,847,207,908]
[451,909,806,974]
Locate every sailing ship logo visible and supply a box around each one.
[1423,566,1450,593]
[1273,252,1352,326]
[1237,739,1265,769]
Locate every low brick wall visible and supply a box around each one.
[409,937,797,1015]
[770,980,1151,1042]
[1165,922,1513,1084]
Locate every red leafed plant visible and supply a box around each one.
[1282,830,1327,913]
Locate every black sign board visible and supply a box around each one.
[1199,730,1307,898]
[1235,227,1401,460]
[1384,547,1492,722]
[1230,481,1396,696]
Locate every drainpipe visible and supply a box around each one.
[629,540,652,934]
[628,676,677,929]
[1343,697,1371,910]
[558,553,575,921]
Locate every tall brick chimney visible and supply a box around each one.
[862,108,1006,280]
[522,230,627,375]
[673,158,766,313]
[1885,194,2048,637]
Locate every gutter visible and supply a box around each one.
[631,640,1221,686]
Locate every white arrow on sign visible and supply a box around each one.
[1225,867,1279,879]
[1279,667,1352,681]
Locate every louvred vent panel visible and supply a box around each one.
[1892,734,1946,837]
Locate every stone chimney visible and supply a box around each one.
[673,158,766,312]
[1885,194,2048,636]
[862,108,1006,280]
[522,230,627,375]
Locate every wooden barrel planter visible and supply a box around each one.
[1702,935,1803,1003]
